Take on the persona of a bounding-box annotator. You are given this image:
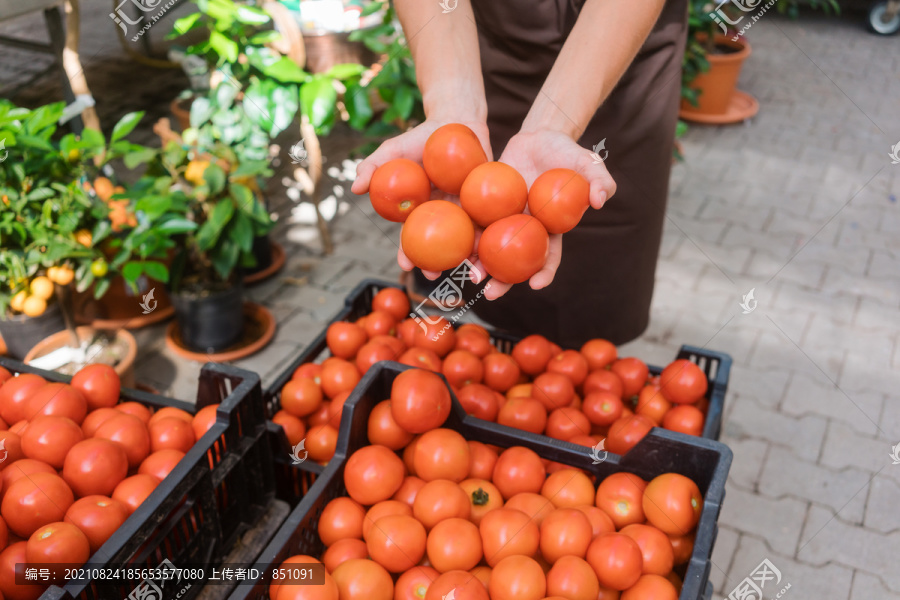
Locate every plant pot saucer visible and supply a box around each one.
[164,302,276,362]
[244,241,286,286]
[679,89,759,124]
[73,292,175,330]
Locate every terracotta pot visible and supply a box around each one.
[0,302,66,360]
[170,96,194,131]
[74,274,174,329]
[24,326,138,388]
[681,35,751,116]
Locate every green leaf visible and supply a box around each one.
[345,83,373,131]
[361,1,385,16]
[300,75,337,135]
[326,63,367,80]
[261,57,309,83]
[235,4,270,24]
[93,277,111,300]
[135,195,172,220]
[248,30,282,45]
[209,30,239,64]
[111,112,144,143]
[156,218,197,235]
[211,239,240,281]
[124,147,157,169]
[169,12,203,37]
[209,198,235,232]
[215,80,240,108]
[122,261,144,283]
[189,97,215,128]
[204,163,227,194]
[231,211,253,252]
[141,261,168,281]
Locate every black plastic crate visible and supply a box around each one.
[234,362,733,600]
[264,278,732,440]
[0,357,283,600]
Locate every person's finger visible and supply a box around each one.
[484,278,512,300]
[397,246,415,272]
[529,234,562,290]
[351,160,377,195]
[577,150,617,210]
[352,130,427,194]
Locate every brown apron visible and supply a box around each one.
[465,0,689,347]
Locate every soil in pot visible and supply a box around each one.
[24,326,137,387]
[170,282,244,353]
[0,301,66,360]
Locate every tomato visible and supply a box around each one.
[575,505,616,539]
[634,386,670,425]
[456,384,499,422]
[665,570,682,592]
[138,449,185,481]
[368,400,414,450]
[189,404,218,441]
[662,404,704,436]
[363,311,397,338]
[71,364,120,411]
[21,415,83,468]
[479,508,539,567]
[115,401,151,424]
[64,495,129,553]
[0,514,7,549]
[23,383,87,424]
[26,521,90,567]
[605,415,655,455]
[539,508,592,563]
[441,350,484,388]
[81,407,120,437]
[582,392,623,427]
[327,322,368,360]
[580,339,617,371]
[61,438,128,497]
[308,402,332,427]
[424,569,489,600]
[492,446,545,498]
[318,496,368,545]
[397,319,418,348]
[511,335,551,375]
[527,168,590,234]
[479,214,549,284]
[272,410,306,446]
[466,441,498,481]
[469,565,491,589]
[321,358,361,399]
[93,413,151,468]
[394,565,439,600]
[112,474,159,514]
[275,566,339,600]
[372,288,411,322]
[398,347,442,372]
[481,354,520,392]
[357,341,399,373]
[595,473,647,529]
[546,555,600,600]
[0,459,54,499]
[459,479,503,525]
[506,383,533,399]
[412,479,470,530]
[322,538,368,573]
[148,416,195,453]
[583,370,625,398]
[423,124,488,195]
[292,363,323,384]
[327,390,352,425]
[370,158,432,223]
[488,554,546,600]
[332,558,393,600]
[0,367,10,385]
[586,533,643,591]
[459,161,528,227]
[0,373,46,424]
[619,524,674,576]
[414,429,470,482]
[1,472,74,538]
[659,359,708,404]
[503,492,554,528]
[147,407,192,427]
[668,531,694,565]
[610,358,649,398]
[545,407,591,441]
[366,514,426,572]
[545,350,589,386]
[0,431,24,472]
[307,424,339,463]
[390,369,451,434]
[0,541,44,600]
[363,501,413,540]
[619,574,678,600]
[642,473,702,535]
[496,397,546,434]
[455,331,493,358]
[411,317,456,359]
[402,201,475,272]
[531,373,575,411]
[393,476,426,506]
[344,445,405,505]
[541,469,595,508]
[426,517,482,572]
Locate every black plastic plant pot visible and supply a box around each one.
[171,284,244,353]
[0,301,66,360]
[246,235,273,276]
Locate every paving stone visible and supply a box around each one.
[781,372,882,437]
[820,420,894,476]
[231,340,303,391]
[725,395,826,463]
[718,484,807,553]
[850,569,900,600]
[726,364,793,411]
[839,352,900,399]
[276,310,332,353]
[708,526,741,595]
[268,284,346,321]
[863,473,900,534]
[719,435,769,490]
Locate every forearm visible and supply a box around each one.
[521,0,666,139]
[394,0,487,122]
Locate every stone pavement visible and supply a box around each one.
[2,5,899,599]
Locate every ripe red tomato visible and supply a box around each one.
[619,523,675,576]
[149,416,195,453]
[504,492,554,529]
[1,458,55,503]
[424,569,489,600]
[532,372,575,410]
[357,341,398,373]
[611,358,649,398]
[1,472,74,538]
[401,200,475,272]
[318,496,365,546]
[332,558,393,600]
[394,565,439,600]
[370,158,432,222]
[411,479,469,531]
[64,495,130,553]
[306,424,339,463]
[363,500,413,540]
[21,415,84,468]
[659,359,708,404]
[372,287,411,322]
[479,507,540,567]
[344,445,405,505]
[327,322,368,360]
[488,554,546,600]
[71,364,120,411]
[62,438,129,497]
[81,407,120,437]
[456,384,500,422]
[586,532,643,590]
[539,508,592,563]
[272,557,337,600]
[426,517,482,572]
[541,469,595,508]
[192,403,220,440]
[545,350,589,386]
[620,574,678,600]
[575,505,616,539]
[115,401,151,424]
[582,392,624,426]
[138,449,185,481]
[363,311,397,338]
[527,168,590,234]
[0,431,24,472]
[605,414,655,455]
[496,397,547,434]
[478,214,549,284]
[458,478,502,526]
[392,476,426,506]
[583,370,625,398]
[390,369,451,434]
[112,473,160,514]
[441,350,484,388]
[281,377,323,418]
[93,413,151,468]
[662,404,704,436]
[0,367,9,385]
[292,363,322,384]
[0,373,46,424]
[24,383,87,424]
[366,514,426,573]
[423,123,488,195]
[492,446,546,499]
[0,541,44,600]
[26,521,90,567]
[642,473,703,535]
[322,538,368,574]
[455,330,493,358]
[511,335,553,375]
[459,161,528,227]
[368,400,414,450]
[398,347,442,372]
[478,354,516,393]
[668,531,695,565]
[546,555,601,600]
[544,407,591,441]
[321,358,361,399]
[147,407,192,427]
[581,339,617,370]
[466,441,498,481]
[414,429,470,482]
[595,473,647,530]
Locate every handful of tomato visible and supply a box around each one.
[0,364,217,600]
[367,124,594,285]
[275,287,711,470]
[269,369,704,600]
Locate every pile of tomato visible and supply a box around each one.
[269,368,704,600]
[368,124,592,284]
[0,364,218,600]
[273,286,712,469]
